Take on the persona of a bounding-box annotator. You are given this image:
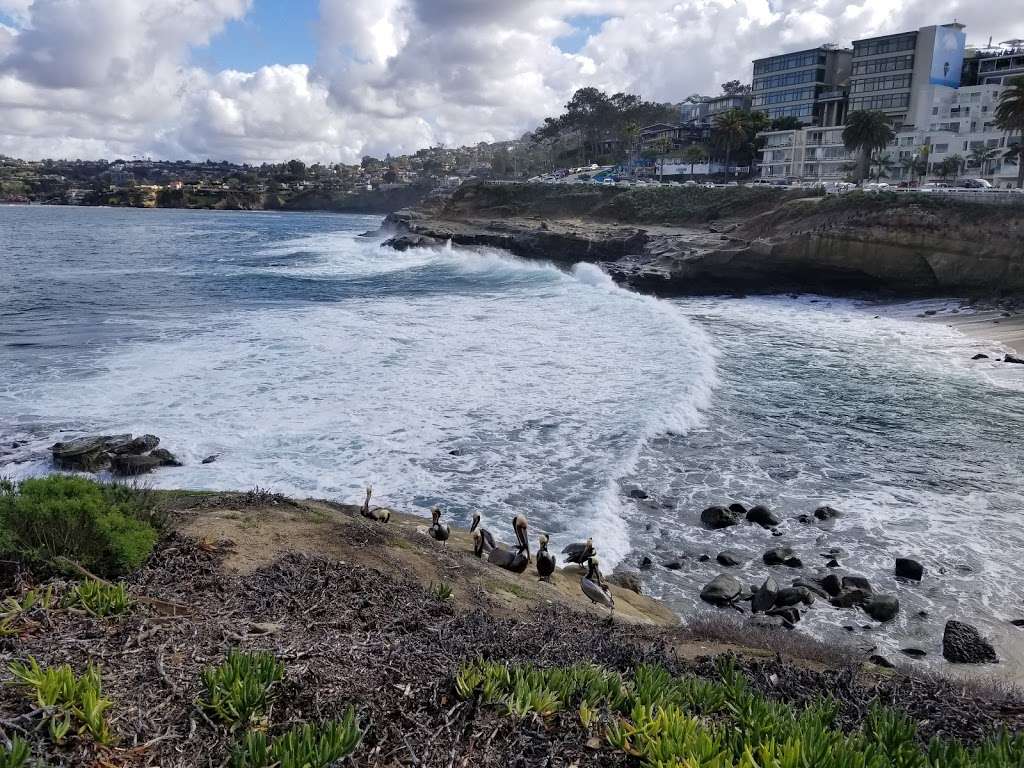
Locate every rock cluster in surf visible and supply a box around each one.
[51,433,182,475]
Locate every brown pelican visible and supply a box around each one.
[536,533,556,582]
[469,512,497,552]
[580,557,614,620]
[562,537,595,566]
[428,505,450,544]
[487,514,530,573]
[360,485,391,522]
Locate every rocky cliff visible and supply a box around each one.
[384,182,1024,296]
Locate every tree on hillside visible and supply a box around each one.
[286,159,306,179]
[721,80,752,96]
[994,76,1024,187]
[968,145,1000,177]
[683,144,709,176]
[713,109,751,179]
[842,110,895,183]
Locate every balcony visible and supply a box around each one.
[818,90,846,100]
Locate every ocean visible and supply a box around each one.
[3,205,1023,669]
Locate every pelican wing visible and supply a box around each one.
[481,528,497,551]
[581,577,614,609]
[488,546,517,568]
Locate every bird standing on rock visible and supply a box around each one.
[536,533,556,581]
[562,537,595,566]
[488,514,530,573]
[428,505,450,544]
[470,512,497,553]
[580,556,615,621]
[360,485,391,522]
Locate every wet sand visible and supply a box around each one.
[941,309,1024,357]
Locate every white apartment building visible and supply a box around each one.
[758,82,1020,187]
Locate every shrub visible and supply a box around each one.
[229,711,362,768]
[7,657,114,745]
[199,650,285,728]
[0,476,158,577]
[0,737,32,768]
[429,581,453,601]
[64,580,133,617]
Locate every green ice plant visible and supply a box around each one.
[453,659,1024,767]
[7,658,114,745]
[199,649,285,728]
[0,737,32,768]
[229,709,362,768]
[64,580,133,617]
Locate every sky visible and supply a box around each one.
[0,0,1022,164]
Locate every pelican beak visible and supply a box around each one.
[470,515,479,533]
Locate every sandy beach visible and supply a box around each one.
[941,308,1024,357]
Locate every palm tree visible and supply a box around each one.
[945,153,966,184]
[995,76,1024,188]
[968,145,1000,177]
[1004,144,1024,188]
[871,152,896,182]
[713,109,750,180]
[682,144,709,177]
[842,110,896,183]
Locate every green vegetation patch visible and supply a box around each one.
[456,659,1024,767]
[7,658,114,746]
[0,737,34,768]
[0,476,158,577]
[199,650,285,729]
[229,711,362,768]
[63,580,134,617]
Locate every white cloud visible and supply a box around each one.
[0,0,1021,162]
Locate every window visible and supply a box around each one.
[753,51,828,75]
[932,107,939,115]
[848,93,911,111]
[851,55,914,75]
[752,87,818,107]
[853,35,917,58]
[933,143,949,153]
[753,68,824,91]
[849,73,913,94]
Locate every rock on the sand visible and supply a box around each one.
[608,571,643,595]
[746,505,780,528]
[1005,354,1024,365]
[943,620,998,664]
[971,353,989,360]
[864,594,900,622]
[701,505,742,529]
[751,576,778,614]
[700,574,742,607]
[895,557,924,581]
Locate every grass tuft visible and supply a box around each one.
[7,657,114,745]
[229,710,362,768]
[64,580,134,617]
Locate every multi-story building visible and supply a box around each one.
[975,43,1024,85]
[849,23,967,130]
[751,46,852,126]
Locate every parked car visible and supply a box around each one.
[958,178,993,189]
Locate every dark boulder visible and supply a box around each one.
[766,606,801,625]
[762,546,794,566]
[149,448,182,467]
[774,586,814,608]
[825,559,841,568]
[943,620,998,664]
[201,454,220,464]
[864,593,899,622]
[639,556,653,570]
[110,454,163,476]
[608,571,643,595]
[746,505,780,528]
[830,589,870,608]
[820,546,848,560]
[821,573,843,597]
[792,578,829,599]
[814,505,842,521]
[971,353,989,360]
[868,654,896,669]
[728,502,747,515]
[842,575,873,594]
[701,505,742,529]
[700,574,742,607]
[751,576,778,614]
[900,648,927,658]
[662,560,684,571]
[115,434,159,455]
[1011,619,1024,628]
[1005,354,1024,365]
[796,514,814,524]
[51,436,112,472]
[895,557,924,581]
[628,488,649,500]
[716,550,746,567]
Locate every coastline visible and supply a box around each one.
[940,308,1024,357]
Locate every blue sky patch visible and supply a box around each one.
[555,14,612,54]
[193,0,319,72]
